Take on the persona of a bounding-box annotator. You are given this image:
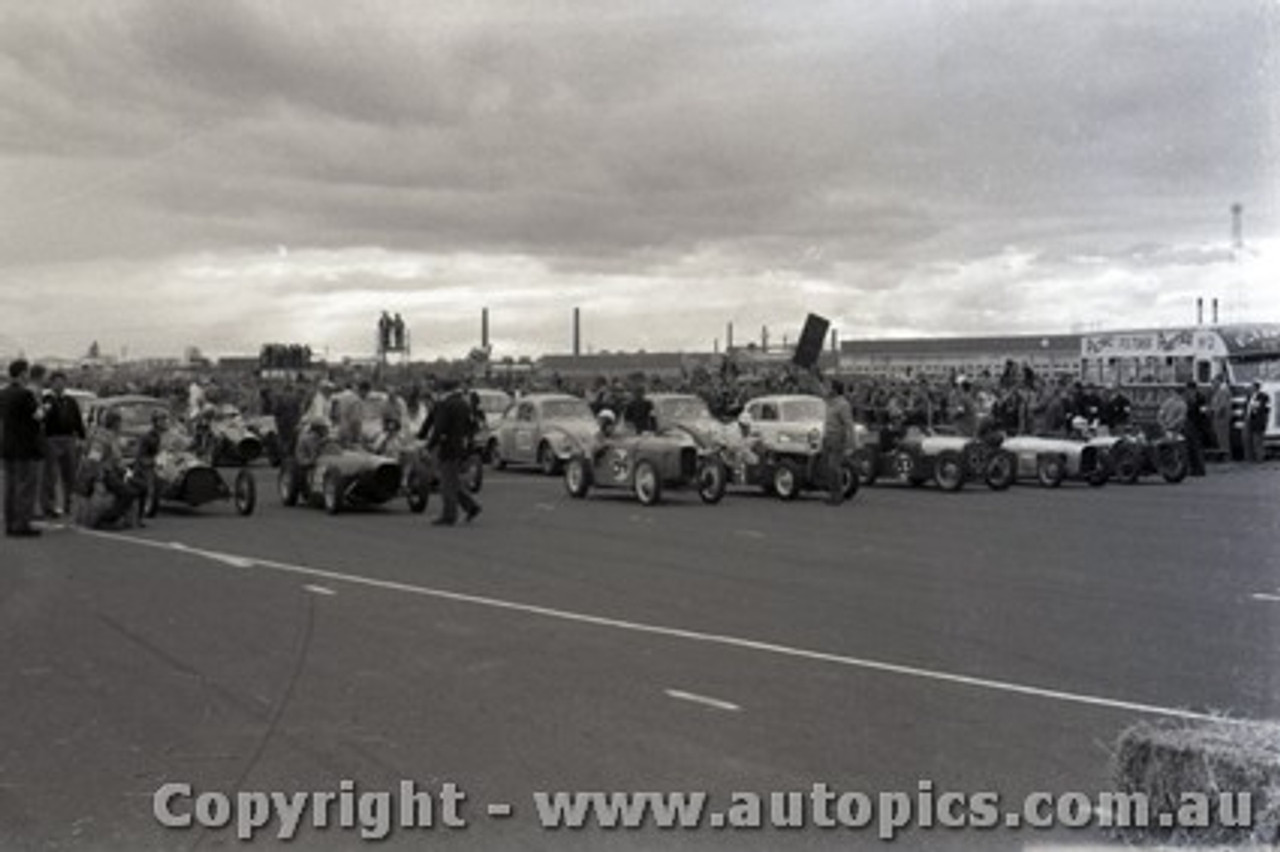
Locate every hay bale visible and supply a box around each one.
[1111,718,1280,846]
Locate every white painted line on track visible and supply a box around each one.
[734,529,766,539]
[665,689,742,712]
[1251,593,1280,603]
[534,503,556,512]
[79,528,1250,725]
[304,584,337,596]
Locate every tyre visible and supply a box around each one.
[934,451,965,492]
[538,442,561,476]
[633,459,662,506]
[772,459,802,501]
[1157,442,1189,484]
[696,458,727,504]
[984,451,1016,491]
[322,469,344,515]
[406,468,429,514]
[852,448,878,486]
[1110,443,1142,485]
[278,463,300,507]
[565,456,592,499]
[840,461,859,500]
[233,469,256,516]
[1036,454,1066,488]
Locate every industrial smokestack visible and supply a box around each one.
[573,307,581,356]
[1197,297,1204,326]
[481,307,490,349]
[761,325,769,353]
[726,322,734,352]
[1232,203,1244,251]
[1212,298,1219,325]
[830,328,839,353]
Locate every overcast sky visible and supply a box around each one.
[0,0,1277,359]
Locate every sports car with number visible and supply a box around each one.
[488,394,599,475]
[852,428,1016,492]
[562,425,727,506]
[726,395,859,501]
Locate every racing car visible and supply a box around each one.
[278,436,426,515]
[195,404,267,467]
[852,429,1016,492]
[562,426,727,506]
[1088,427,1189,484]
[725,395,859,501]
[995,433,1111,487]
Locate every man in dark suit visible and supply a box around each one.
[1,359,44,536]
[426,378,480,526]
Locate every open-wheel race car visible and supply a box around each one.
[562,427,728,506]
[1088,427,1189,485]
[143,449,257,517]
[994,434,1111,487]
[195,405,278,467]
[852,429,1016,492]
[83,395,259,521]
[723,395,859,502]
[278,441,427,515]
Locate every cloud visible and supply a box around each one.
[0,0,1276,359]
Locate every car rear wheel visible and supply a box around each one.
[1157,442,1189,484]
[565,457,592,498]
[840,461,859,500]
[984,451,1016,491]
[934,451,965,492]
[696,458,727,504]
[406,468,429,514]
[233,469,256,516]
[633,460,662,505]
[1036,455,1066,488]
[772,459,802,501]
[1110,443,1142,484]
[322,470,344,515]
[538,443,561,476]
[852,448,878,486]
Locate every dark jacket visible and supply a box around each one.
[42,392,86,439]
[426,392,475,460]
[0,382,43,460]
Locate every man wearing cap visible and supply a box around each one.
[425,378,480,526]
[1,359,44,536]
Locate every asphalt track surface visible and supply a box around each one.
[2,461,1278,851]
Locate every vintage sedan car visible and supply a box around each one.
[488,394,599,474]
[84,396,256,517]
[996,434,1111,487]
[278,441,425,515]
[852,429,1015,492]
[1088,428,1188,484]
[727,395,859,501]
[563,428,727,506]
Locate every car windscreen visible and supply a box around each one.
[781,399,825,421]
[656,397,711,421]
[541,399,594,421]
